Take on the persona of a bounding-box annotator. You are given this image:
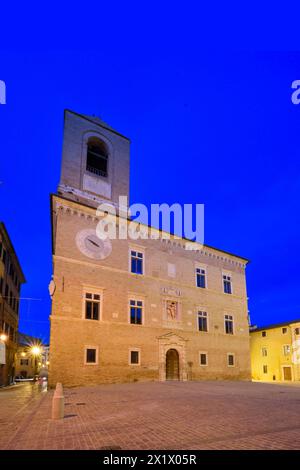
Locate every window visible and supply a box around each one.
[130,300,143,325]
[85,347,97,364]
[295,328,300,336]
[196,268,206,288]
[282,327,287,334]
[283,345,291,356]
[227,354,235,366]
[20,358,29,366]
[225,315,234,335]
[262,331,266,337]
[130,250,144,274]
[199,352,207,366]
[129,349,140,365]
[223,274,232,294]
[263,365,268,374]
[85,292,100,320]
[262,347,267,357]
[198,311,208,332]
[86,139,108,177]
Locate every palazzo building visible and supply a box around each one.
[250,320,300,382]
[48,110,251,387]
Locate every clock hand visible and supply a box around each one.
[87,238,100,248]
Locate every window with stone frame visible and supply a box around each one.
[130,250,144,275]
[227,354,235,366]
[199,352,207,366]
[130,299,143,325]
[225,314,234,335]
[85,348,97,364]
[196,267,206,288]
[223,274,232,294]
[198,311,208,332]
[130,350,140,365]
[85,292,100,320]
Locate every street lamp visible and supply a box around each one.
[31,346,41,356]
[30,345,43,377]
[0,333,7,342]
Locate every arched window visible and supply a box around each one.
[86,138,108,177]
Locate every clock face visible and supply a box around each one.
[75,229,112,260]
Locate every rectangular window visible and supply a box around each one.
[196,268,206,288]
[223,274,232,294]
[295,328,300,336]
[130,299,143,325]
[263,365,268,374]
[198,311,208,332]
[262,347,267,357]
[283,345,291,356]
[85,293,100,320]
[225,315,234,335]
[199,352,207,366]
[130,350,140,365]
[262,331,266,337]
[282,327,287,334]
[85,348,97,364]
[227,354,235,366]
[20,359,29,366]
[130,250,144,275]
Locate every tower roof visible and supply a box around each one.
[64,109,130,141]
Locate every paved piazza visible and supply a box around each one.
[1,380,300,450]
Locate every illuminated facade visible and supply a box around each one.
[48,110,251,387]
[250,320,300,382]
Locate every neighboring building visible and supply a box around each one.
[49,110,251,388]
[0,223,26,386]
[250,320,300,382]
[15,333,48,379]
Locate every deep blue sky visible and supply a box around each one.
[1,7,300,342]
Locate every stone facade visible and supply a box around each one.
[49,110,251,388]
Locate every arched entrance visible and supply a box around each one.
[166,349,179,380]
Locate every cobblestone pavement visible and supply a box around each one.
[1,380,300,450]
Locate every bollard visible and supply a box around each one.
[51,382,64,419]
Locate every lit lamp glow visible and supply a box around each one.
[0,334,8,342]
[31,346,41,356]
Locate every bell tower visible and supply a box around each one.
[58,109,130,211]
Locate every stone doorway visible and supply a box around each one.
[166,348,180,380]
